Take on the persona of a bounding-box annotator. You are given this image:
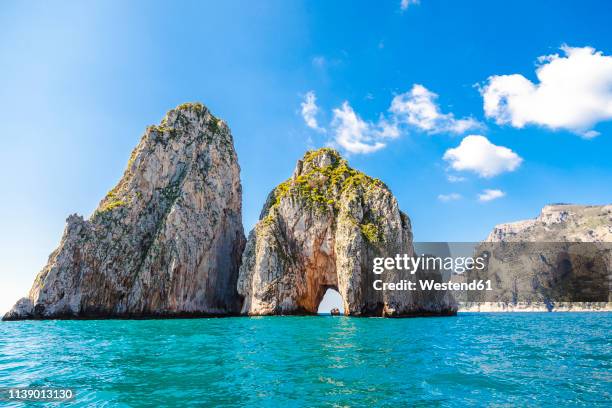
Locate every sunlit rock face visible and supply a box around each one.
[459,204,612,310]
[4,103,245,320]
[486,204,612,243]
[238,148,457,317]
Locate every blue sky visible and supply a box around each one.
[1,0,612,313]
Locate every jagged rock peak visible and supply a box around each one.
[4,102,245,320]
[238,148,456,317]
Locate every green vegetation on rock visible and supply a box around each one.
[207,117,221,134]
[176,102,205,113]
[96,190,127,215]
[270,148,386,211]
[359,222,381,243]
[261,148,388,243]
[149,124,177,135]
[101,200,127,212]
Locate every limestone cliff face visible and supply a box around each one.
[237,149,456,317]
[486,204,612,243]
[462,204,612,309]
[4,103,245,320]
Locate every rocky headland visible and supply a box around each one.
[458,204,612,312]
[486,204,612,242]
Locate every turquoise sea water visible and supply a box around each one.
[0,313,610,407]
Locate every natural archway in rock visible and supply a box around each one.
[237,148,457,317]
[317,288,344,315]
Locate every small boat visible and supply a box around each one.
[330,308,340,316]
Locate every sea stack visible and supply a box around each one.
[3,103,245,320]
[237,148,457,316]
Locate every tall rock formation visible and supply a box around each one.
[461,204,612,311]
[237,148,456,317]
[4,103,245,320]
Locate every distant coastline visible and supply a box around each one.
[458,302,612,312]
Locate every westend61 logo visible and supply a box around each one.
[371,254,492,292]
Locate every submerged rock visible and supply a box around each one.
[237,148,456,317]
[4,103,245,320]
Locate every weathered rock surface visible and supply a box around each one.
[486,204,612,242]
[237,148,456,317]
[460,204,612,310]
[4,103,245,320]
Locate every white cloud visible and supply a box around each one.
[331,102,393,154]
[447,174,466,183]
[390,84,482,134]
[400,0,419,10]
[301,91,325,132]
[478,189,505,202]
[312,56,326,68]
[482,45,612,138]
[438,193,462,202]
[303,84,479,154]
[443,135,523,178]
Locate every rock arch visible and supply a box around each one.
[317,287,344,314]
[237,149,456,317]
